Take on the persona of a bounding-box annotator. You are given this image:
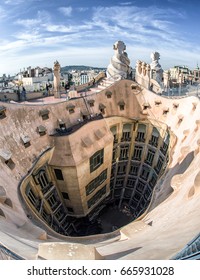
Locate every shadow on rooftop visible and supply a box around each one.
[104,246,142,260]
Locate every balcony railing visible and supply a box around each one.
[52,113,103,136]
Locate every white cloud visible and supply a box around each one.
[4,0,42,4]
[44,24,72,33]
[43,23,93,33]
[77,7,89,12]
[4,0,24,4]
[90,5,185,47]
[120,2,133,5]
[0,3,198,76]
[13,31,41,41]
[58,6,72,17]
[0,6,7,19]
[15,18,41,27]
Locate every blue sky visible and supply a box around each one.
[0,0,200,76]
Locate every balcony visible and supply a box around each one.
[52,113,103,136]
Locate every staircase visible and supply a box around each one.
[88,78,115,94]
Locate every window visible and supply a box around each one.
[121,124,131,141]
[86,169,107,196]
[118,100,125,110]
[129,162,140,176]
[155,156,164,174]
[121,131,131,141]
[115,177,124,188]
[87,185,106,209]
[140,165,150,181]
[117,162,127,175]
[41,208,51,224]
[135,124,146,142]
[119,145,129,160]
[34,169,51,194]
[145,149,155,166]
[149,127,159,147]
[114,188,122,198]
[62,192,69,200]
[139,198,146,209]
[160,134,169,155]
[110,178,114,190]
[90,149,104,172]
[149,173,158,188]
[113,134,118,144]
[136,132,145,142]
[111,164,116,178]
[47,191,60,211]
[110,126,118,144]
[160,142,168,155]
[136,180,145,193]
[130,200,137,210]
[132,145,143,161]
[54,169,64,181]
[55,206,66,222]
[112,148,116,162]
[133,191,141,201]
[26,184,37,206]
[149,135,159,147]
[127,178,136,188]
[119,104,125,110]
[144,186,152,200]
[124,188,133,198]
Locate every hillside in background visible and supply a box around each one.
[61,65,106,72]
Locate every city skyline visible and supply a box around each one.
[0,0,200,76]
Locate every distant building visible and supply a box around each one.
[193,64,200,82]
[169,65,192,82]
[16,66,53,91]
[80,73,89,85]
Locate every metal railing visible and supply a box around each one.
[0,244,24,260]
[52,113,104,137]
[172,232,200,260]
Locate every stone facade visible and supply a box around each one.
[1,43,200,260]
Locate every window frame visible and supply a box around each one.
[90,149,104,173]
